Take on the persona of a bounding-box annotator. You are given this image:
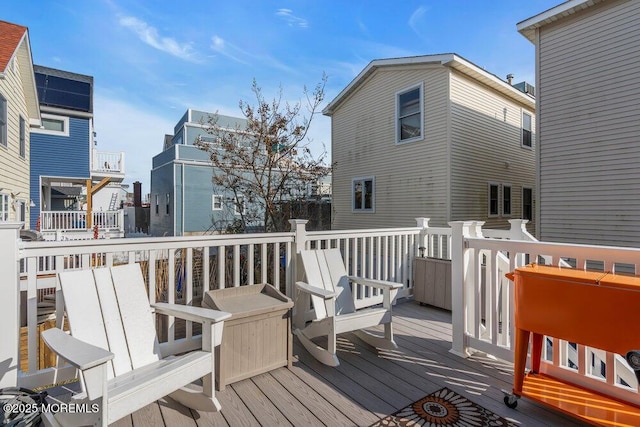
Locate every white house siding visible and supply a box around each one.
[0,55,30,223]
[537,0,640,246]
[331,64,450,229]
[449,70,536,232]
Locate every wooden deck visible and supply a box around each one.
[51,300,588,426]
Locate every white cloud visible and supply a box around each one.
[119,16,201,63]
[210,35,249,64]
[408,6,428,36]
[93,93,175,194]
[275,9,309,28]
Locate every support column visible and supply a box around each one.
[415,217,430,257]
[0,222,22,387]
[449,221,474,358]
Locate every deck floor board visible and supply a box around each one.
[107,300,590,426]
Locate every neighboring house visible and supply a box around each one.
[0,21,40,226]
[30,65,125,238]
[323,53,536,231]
[150,109,252,236]
[518,0,640,247]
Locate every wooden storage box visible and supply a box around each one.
[202,283,293,390]
[413,257,452,310]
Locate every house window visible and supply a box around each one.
[19,116,26,158]
[396,84,423,144]
[212,195,223,210]
[522,187,533,221]
[234,196,245,215]
[32,113,70,136]
[0,193,9,221]
[165,193,170,215]
[522,112,532,148]
[502,184,512,217]
[488,183,499,217]
[353,177,374,212]
[0,95,7,148]
[155,194,159,215]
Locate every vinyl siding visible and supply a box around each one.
[331,65,450,229]
[149,162,175,236]
[0,56,30,224]
[449,70,536,232]
[537,0,640,246]
[30,117,91,228]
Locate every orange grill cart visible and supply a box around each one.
[505,264,640,425]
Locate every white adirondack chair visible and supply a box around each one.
[41,263,231,427]
[294,248,403,367]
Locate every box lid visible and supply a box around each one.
[202,283,293,319]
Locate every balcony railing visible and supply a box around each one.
[40,210,123,232]
[1,218,638,408]
[92,149,125,174]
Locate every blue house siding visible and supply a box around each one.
[29,117,91,228]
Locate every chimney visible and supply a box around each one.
[506,74,514,85]
[133,181,142,207]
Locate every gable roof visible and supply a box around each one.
[0,20,40,121]
[0,20,28,73]
[322,53,535,116]
[517,0,607,43]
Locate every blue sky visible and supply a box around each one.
[4,1,560,192]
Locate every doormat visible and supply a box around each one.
[370,387,517,427]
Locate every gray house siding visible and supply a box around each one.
[331,65,450,229]
[149,162,175,236]
[449,70,536,232]
[536,0,640,246]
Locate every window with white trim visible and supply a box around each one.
[32,113,70,137]
[212,195,223,210]
[352,177,375,212]
[0,193,9,221]
[155,194,159,215]
[396,84,423,144]
[19,116,26,158]
[165,193,170,215]
[522,112,532,148]
[522,187,533,221]
[502,184,512,217]
[0,95,7,148]
[488,183,499,217]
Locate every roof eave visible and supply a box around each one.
[517,0,606,43]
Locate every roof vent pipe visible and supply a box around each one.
[506,74,514,85]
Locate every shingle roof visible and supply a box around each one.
[0,20,28,73]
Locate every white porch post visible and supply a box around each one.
[289,219,308,297]
[449,221,474,358]
[0,223,22,387]
[509,219,529,267]
[415,217,430,257]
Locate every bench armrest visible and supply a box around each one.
[152,303,231,323]
[295,281,336,299]
[42,328,114,371]
[348,276,403,290]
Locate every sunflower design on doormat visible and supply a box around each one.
[371,388,517,427]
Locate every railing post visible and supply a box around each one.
[415,217,430,257]
[289,219,308,298]
[0,222,22,388]
[509,219,529,267]
[449,221,474,358]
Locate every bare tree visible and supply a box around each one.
[195,76,329,233]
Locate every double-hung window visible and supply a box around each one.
[488,183,499,217]
[0,95,7,148]
[0,193,9,221]
[352,177,374,212]
[155,194,159,215]
[165,193,170,215]
[522,112,532,148]
[522,187,533,221]
[212,195,223,210]
[234,196,245,215]
[502,184,512,217]
[396,84,423,144]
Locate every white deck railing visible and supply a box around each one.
[92,149,125,174]
[450,220,639,406]
[2,218,436,389]
[40,210,123,232]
